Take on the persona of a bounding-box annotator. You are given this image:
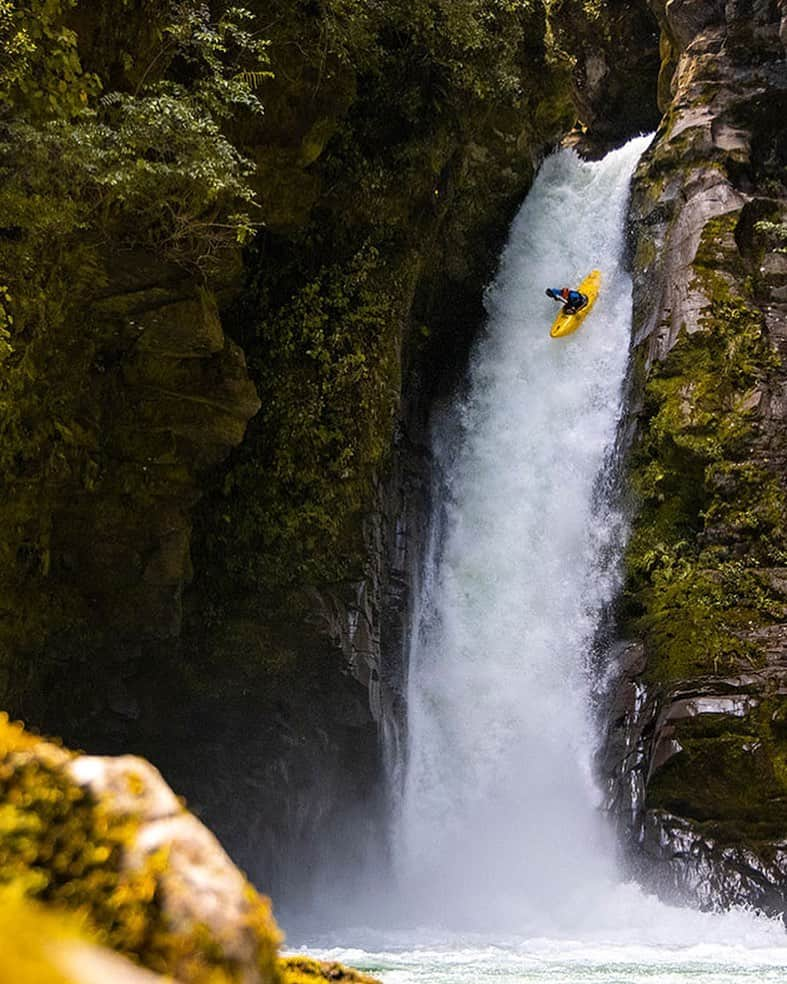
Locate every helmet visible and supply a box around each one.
[545,288,552,297]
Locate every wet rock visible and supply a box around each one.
[598,650,787,914]
[607,4,787,901]
[548,0,662,152]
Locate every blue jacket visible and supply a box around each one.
[547,288,584,306]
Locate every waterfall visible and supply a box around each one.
[392,135,653,932]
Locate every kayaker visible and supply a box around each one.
[545,287,588,315]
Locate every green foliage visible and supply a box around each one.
[0,1,35,95]
[274,0,538,102]
[206,245,403,591]
[191,0,567,605]
[0,0,100,118]
[1,2,269,273]
[381,0,537,100]
[0,284,13,363]
[0,2,272,663]
[754,219,787,254]
[0,0,571,672]
[624,294,785,681]
[161,3,271,118]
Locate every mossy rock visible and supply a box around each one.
[280,956,381,984]
[0,886,94,984]
[0,885,173,984]
[647,705,787,843]
[623,282,785,681]
[0,713,282,983]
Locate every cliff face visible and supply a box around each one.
[548,0,662,152]
[601,0,787,915]
[1,0,581,901]
[1,258,260,723]
[160,1,577,894]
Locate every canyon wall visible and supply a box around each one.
[0,0,581,899]
[600,0,787,917]
[6,0,787,922]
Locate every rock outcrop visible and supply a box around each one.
[0,712,281,983]
[10,0,787,928]
[548,0,662,153]
[0,888,174,984]
[1,251,261,733]
[0,713,378,984]
[602,0,787,916]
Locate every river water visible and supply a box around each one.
[287,136,787,979]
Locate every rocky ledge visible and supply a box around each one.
[599,642,787,916]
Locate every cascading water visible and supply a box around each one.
[392,136,650,932]
[292,135,787,981]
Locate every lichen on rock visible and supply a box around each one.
[0,712,282,983]
[280,956,380,984]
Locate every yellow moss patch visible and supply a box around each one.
[280,955,381,984]
[0,713,283,984]
[246,886,284,983]
[0,885,87,984]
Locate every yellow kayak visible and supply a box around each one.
[549,270,602,338]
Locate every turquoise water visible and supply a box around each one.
[313,943,787,984]
[296,911,787,983]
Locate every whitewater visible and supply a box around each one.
[289,136,787,980]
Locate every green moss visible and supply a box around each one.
[693,214,745,275]
[647,700,787,842]
[0,1,275,685]
[0,0,575,687]
[280,956,380,984]
[623,264,785,681]
[0,714,283,984]
[199,244,406,595]
[183,0,573,612]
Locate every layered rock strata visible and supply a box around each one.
[602,0,787,915]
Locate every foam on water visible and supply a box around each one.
[297,937,787,984]
[295,903,787,983]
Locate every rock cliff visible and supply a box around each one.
[7,0,787,926]
[601,0,787,916]
[0,1,578,899]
